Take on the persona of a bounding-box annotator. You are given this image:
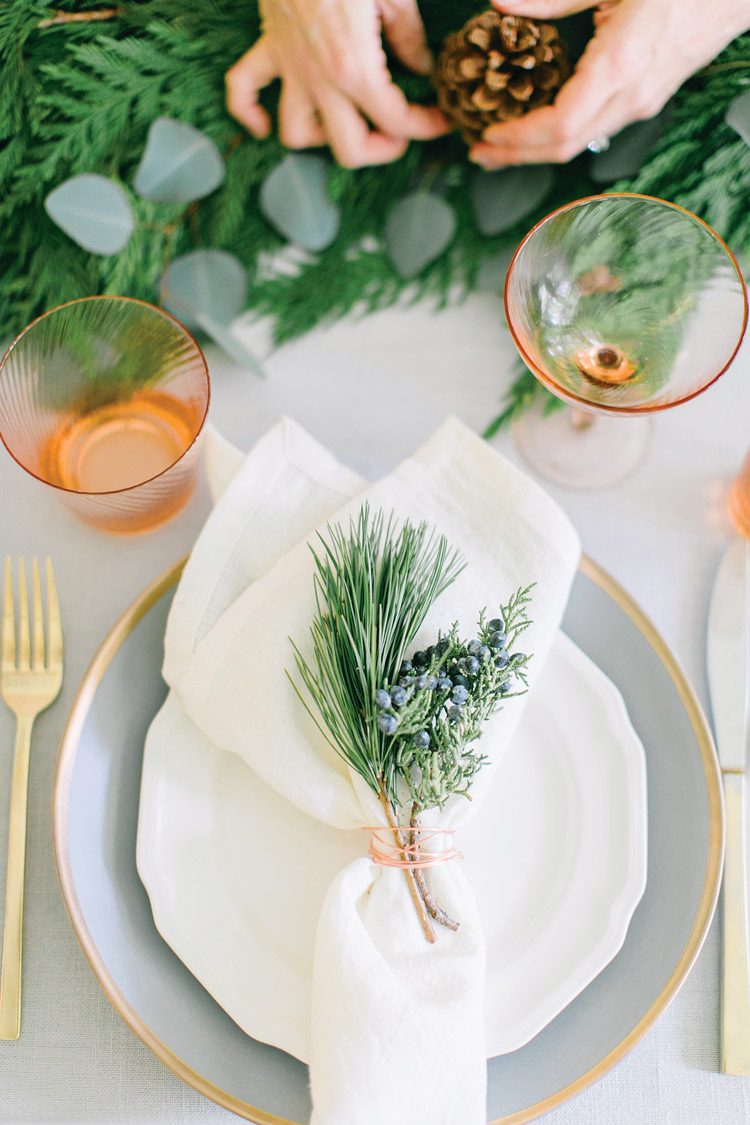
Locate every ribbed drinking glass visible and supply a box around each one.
[0,297,210,533]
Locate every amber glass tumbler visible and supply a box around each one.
[0,297,210,533]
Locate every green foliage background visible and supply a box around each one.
[2,0,749,372]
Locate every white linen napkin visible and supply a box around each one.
[159,416,580,1125]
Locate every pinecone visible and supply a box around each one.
[434,11,571,145]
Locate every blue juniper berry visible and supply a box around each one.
[372,584,534,814]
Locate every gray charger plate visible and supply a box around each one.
[53,556,722,1124]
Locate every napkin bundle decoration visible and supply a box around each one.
[291,504,533,941]
[153,416,580,1125]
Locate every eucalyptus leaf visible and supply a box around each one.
[471,165,554,237]
[475,247,514,293]
[591,110,670,183]
[726,90,750,146]
[384,192,456,278]
[133,116,225,203]
[161,249,247,331]
[160,250,261,372]
[259,154,340,252]
[44,174,134,255]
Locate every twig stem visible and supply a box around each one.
[37,8,121,28]
[378,789,436,944]
[410,806,459,932]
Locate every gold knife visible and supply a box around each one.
[708,537,750,1073]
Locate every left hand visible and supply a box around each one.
[226,0,450,168]
[470,0,750,168]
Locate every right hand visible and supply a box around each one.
[469,0,750,168]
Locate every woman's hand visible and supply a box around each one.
[470,0,750,168]
[226,0,450,168]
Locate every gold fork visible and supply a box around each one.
[0,558,63,1040]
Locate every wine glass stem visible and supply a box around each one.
[570,408,595,433]
[729,447,750,537]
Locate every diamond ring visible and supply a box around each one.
[587,135,611,154]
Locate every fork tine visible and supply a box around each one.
[45,559,62,672]
[16,559,30,672]
[31,558,44,671]
[2,557,14,673]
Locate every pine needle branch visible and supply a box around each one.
[290,505,465,795]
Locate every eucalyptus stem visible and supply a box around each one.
[699,60,750,75]
[379,789,436,944]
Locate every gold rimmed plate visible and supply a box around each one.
[52,557,722,1123]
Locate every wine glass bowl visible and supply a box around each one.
[505,193,748,416]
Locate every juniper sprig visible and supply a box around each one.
[377,586,534,813]
[289,504,465,797]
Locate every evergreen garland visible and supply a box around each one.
[2,2,749,423]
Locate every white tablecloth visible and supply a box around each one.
[1,293,749,1124]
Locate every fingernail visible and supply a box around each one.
[469,153,501,171]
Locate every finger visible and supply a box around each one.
[480,41,615,152]
[470,92,630,166]
[356,78,451,141]
[326,35,449,139]
[279,78,326,149]
[380,0,433,75]
[490,0,597,15]
[316,85,407,168]
[225,39,277,137]
[316,8,447,140]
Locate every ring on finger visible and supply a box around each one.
[587,135,611,154]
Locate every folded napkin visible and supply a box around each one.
[158,417,580,1125]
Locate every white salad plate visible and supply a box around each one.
[53,556,723,1124]
[137,627,648,1060]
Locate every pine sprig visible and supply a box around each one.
[289,505,465,795]
[289,506,535,937]
[289,507,534,813]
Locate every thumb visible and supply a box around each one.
[490,0,597,15]
[380,0,433,75]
